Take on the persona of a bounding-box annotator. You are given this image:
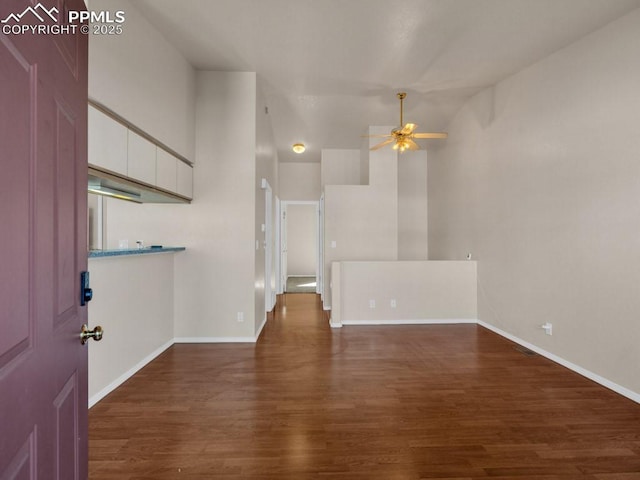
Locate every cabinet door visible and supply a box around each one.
[177,161,193,199]
[88,105,127,176]
[156,148,177,192]
[127,131,156,185]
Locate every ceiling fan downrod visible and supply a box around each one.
[397,92,406,127]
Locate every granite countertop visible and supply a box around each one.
[89,246,186,258]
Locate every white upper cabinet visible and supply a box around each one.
[156,148,177,192]
[88,102,194,201]
[177,160,193,199]
[127,131,156,185]
[88,106,127,176]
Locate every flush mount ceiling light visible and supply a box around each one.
[292,143,306,154]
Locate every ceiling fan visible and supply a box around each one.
[367,92,448,152]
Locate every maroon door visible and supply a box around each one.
[0,0,89,478]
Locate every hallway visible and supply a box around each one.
[89,294,640,479]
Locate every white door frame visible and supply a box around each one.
[278,201,287,294]
[319,194,324,297]
[280,200,321,293]
[275,197,282,295]
[261,179,275,311]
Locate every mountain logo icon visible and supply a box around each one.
[1,3,59,24]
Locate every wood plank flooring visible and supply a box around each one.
[89,294,640,479]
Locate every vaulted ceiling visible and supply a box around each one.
[131,0,640,163]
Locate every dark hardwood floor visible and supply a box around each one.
[89,294,640,479]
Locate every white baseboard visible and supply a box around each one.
[174,336,257,343]
[329,321,342,329]
[342,318,478,326]
[478,320,640,404]
[255,315,268,339]
[88,339,173,408]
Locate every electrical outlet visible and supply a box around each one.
[541,322,552,335]
[237,312,244,322]
[369,299,376,309]
[390,299,397,308]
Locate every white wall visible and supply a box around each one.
[174,71,257,339]
[320,146,428,262]
[429,8,640,396]
[88,254,175,405]
[285,204,317,276]
[359,136,370,185]
[331,261,477,326]
[398,150,429,260]
[278,163,321,200]
[102,199,182,250]
[88,0,196,159]
[321,149,361,187]
[322,129,399,309]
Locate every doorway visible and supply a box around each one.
[280,201,320,294]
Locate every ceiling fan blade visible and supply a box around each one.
[407,139,420,150]
[370,138,395,151]
[413,132,448,139]
[361,134,393,138]
[400,123,417,135]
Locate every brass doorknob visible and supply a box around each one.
[80,324,103,345]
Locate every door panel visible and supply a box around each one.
[0,432,36,479]
[0,0,89,478]
[55,101,80,323]
[0,34,34,371]
[54,374,79,479]
[53,0,80,79]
